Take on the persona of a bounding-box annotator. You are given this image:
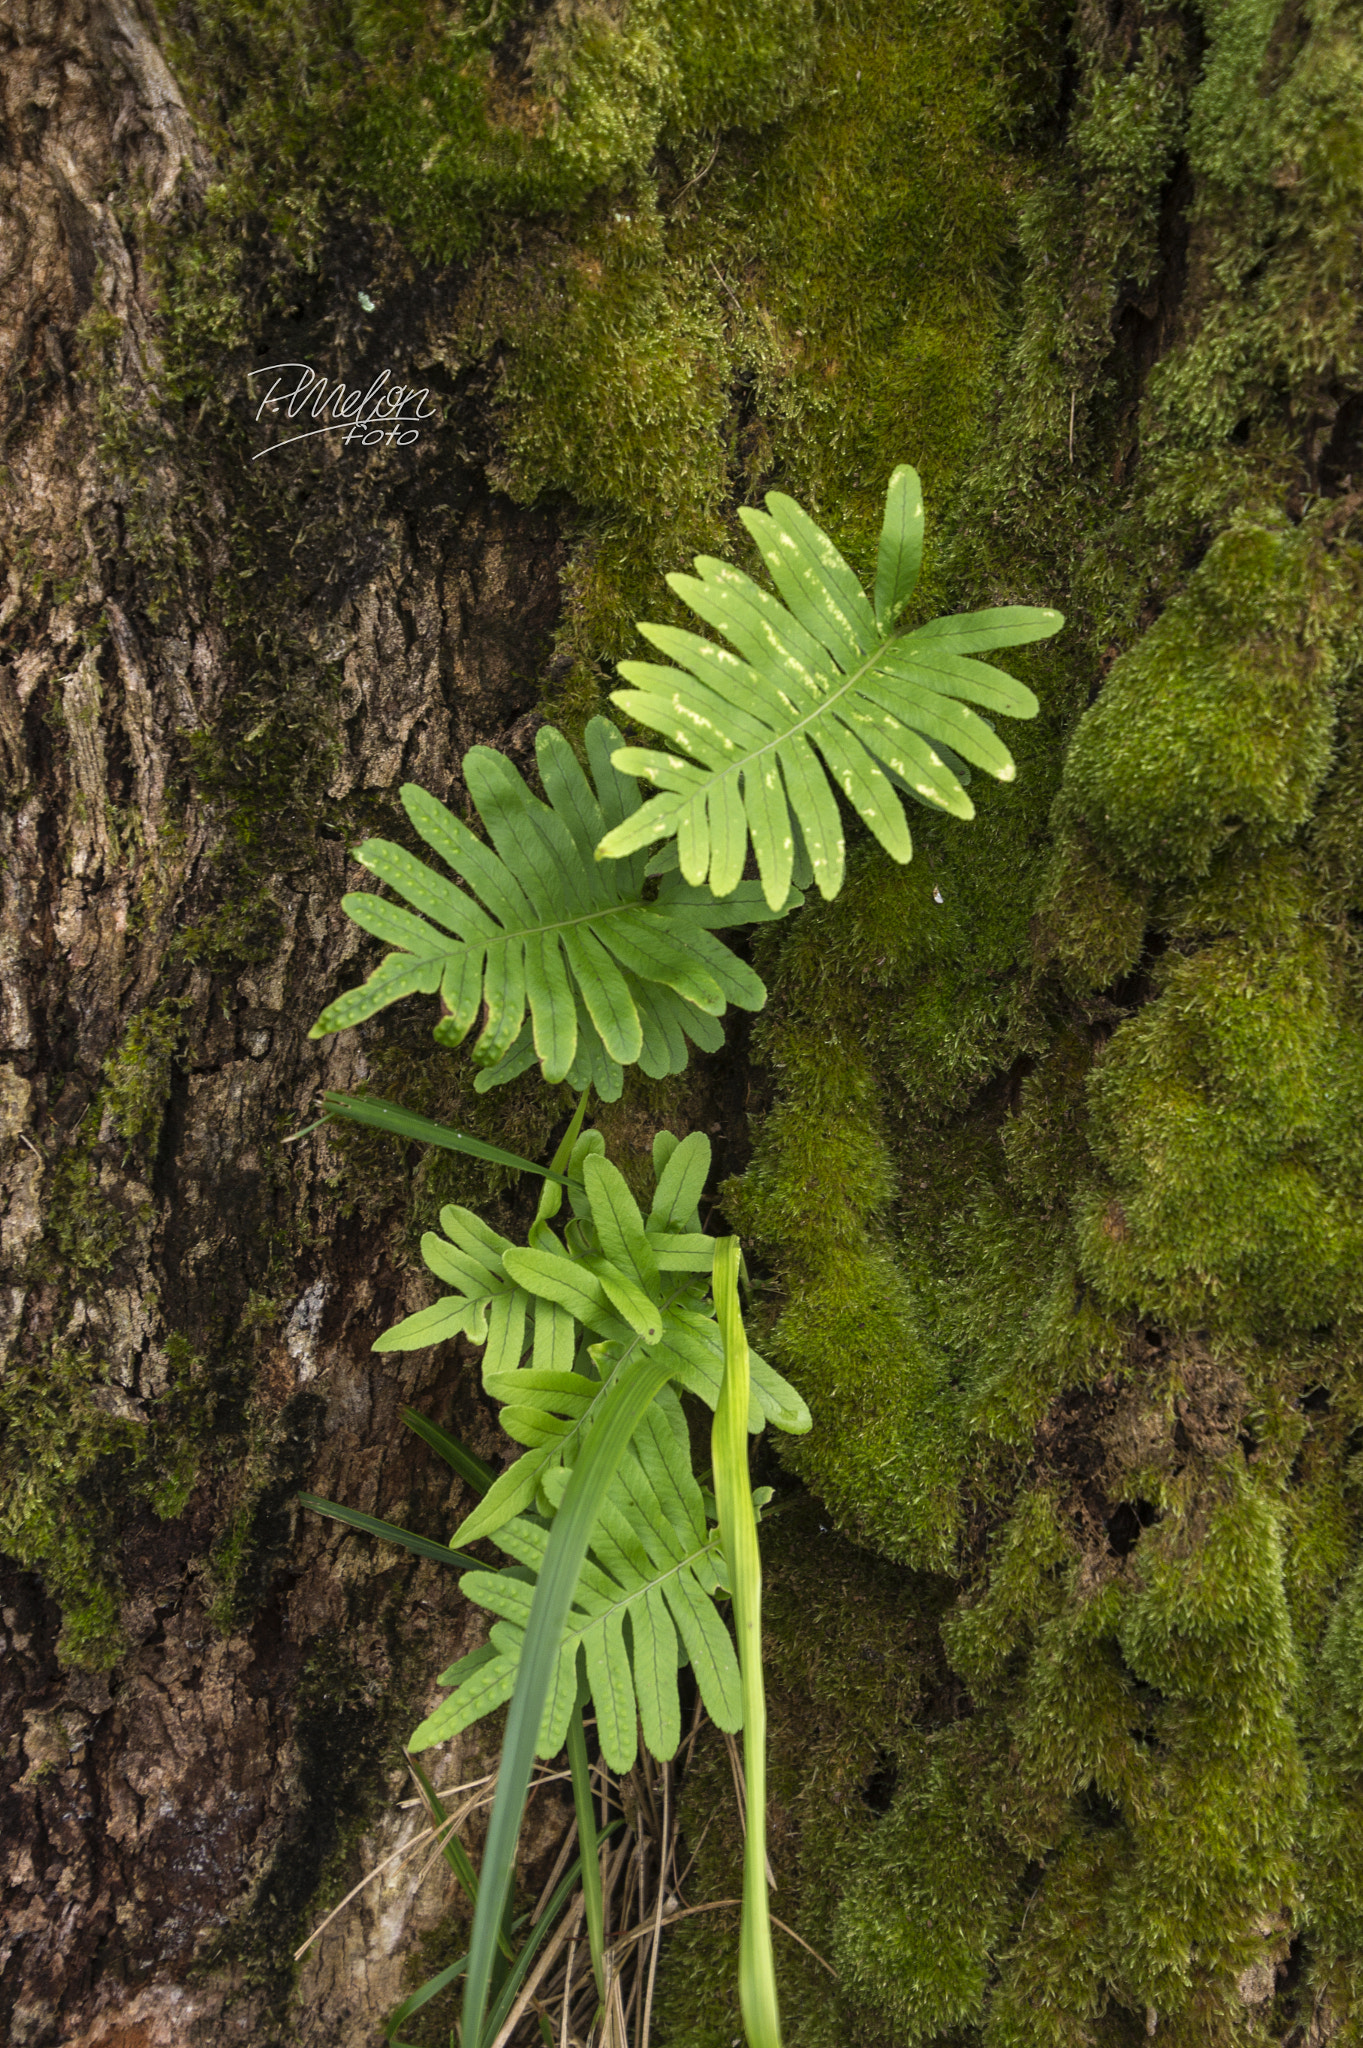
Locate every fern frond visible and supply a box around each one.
[377,1128,807,1437]
[410,1391,748,1769]
[310,718,799,1100]
[596,464,1064,908]
[378,1123,808,1716]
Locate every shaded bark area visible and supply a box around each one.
[0,3,569,2039]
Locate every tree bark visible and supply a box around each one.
[7,0,1360,2041]
[1,4,568,2040]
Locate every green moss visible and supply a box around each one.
[45,1145,131,1277]
[1305,1546,1363,2017]
[166,0,817,288]
[832,1728,1027,2042]
[1318,1549,1363,1775]
[1033,820,1153,994]
[1061,527,1341,886]
[349,0,816,258]
[1075,919,1363,1333]
[484,200,731,534]
[0,1341,136,1668]
[876,1470,1308,2041]
[103,1000,186,1154]
[1308,673,1363,927]
[688,0,1363,2027]
[726,975,964,1568]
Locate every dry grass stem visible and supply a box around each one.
[293,1766,570,1963]
[560,1929,579,2048]
[531,1814,580,1925]
[300,1695,807,2042]
[486,1892,586,2048]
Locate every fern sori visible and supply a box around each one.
[385,1124,809,1764]
[310,718,799,1099]
[596,464,1064,908]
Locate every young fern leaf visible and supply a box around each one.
[381,1124,805,2048]
[309,718,799,1100]
[596,464,1064,909]
[408,1391,750,1772]
[373,1130,808,1556]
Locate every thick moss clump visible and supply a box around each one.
[348,0,817,259]
[1076,911,1363,1333]
[673,0,1363,2034]
[1060,526,1341,885]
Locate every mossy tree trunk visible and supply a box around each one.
[3,0,1362,2044]
[0,5,572,2040]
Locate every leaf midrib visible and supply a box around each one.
[645,624,921,793]
[405,890,654,952]
[560,1525,724,1640]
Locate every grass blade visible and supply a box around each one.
[298,1493,485,1571]
[478,1837,617,2047]
[567,1683,605,1998]
[461,1347,676,2046]
[310,1091,575,1183]
[400,1408,496,1495]
[712,1238,781,2048]
[404,1754,487,1925]
[385,1949,469,2042]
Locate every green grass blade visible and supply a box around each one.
[477,1822,621,2048]
[712,1238,782,2048]
[566,1685,606,1999]
[479,1863,578,2047]
[461,1348,676,2047]
[298,1493,485,1571]
[313,1092,574,1184]
[384,1949,469,2041]
[400,1409,496,1495]
[404,1755,489,1929]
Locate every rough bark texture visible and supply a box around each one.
[4,0,1362,2042]
[1,5,570,2041]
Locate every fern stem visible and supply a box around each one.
[712,1238,782,2048]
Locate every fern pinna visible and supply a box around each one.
[381,1120,809,1772]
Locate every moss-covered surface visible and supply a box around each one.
[683,0,1363,2036]
[13,0,1360,2030]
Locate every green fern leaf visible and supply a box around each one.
[369,1128,805,1556]
[310,719,799,1099]
[411,1396,746,1769]
[597,468,1064,908]
[874,463,925,633]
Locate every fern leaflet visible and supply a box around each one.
[381,1124,807,1768]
